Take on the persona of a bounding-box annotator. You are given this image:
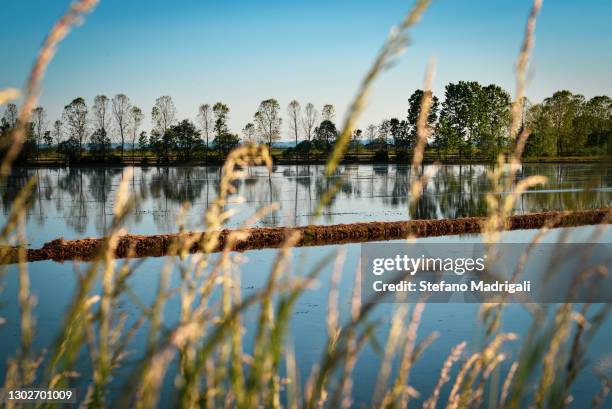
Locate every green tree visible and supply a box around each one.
[90,128,111,160]
[138,131,148,151]
[542,90,585,155]
[213,102,239,155]
[314,119,337,151]
[406,89,439,149]
[476,84,511,158]
[389,118,409,152]
[524,103,555,157]
[171,119,201,160]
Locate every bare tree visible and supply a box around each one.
[62,97,88,157]
[366,124,377,146]
[3,103,18,128]
[254,98,281,148]
[31,106,48,158]
[197,103,214,151]
[92,95,110,131]
[321,104,335,122]
[52,119,63,150]
[242,122,257,145]
[129,106,143,161]
[302,102,318,142]
[112,94,131,157]
[287,100,301,150]
[152,95,176,134]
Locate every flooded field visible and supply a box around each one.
[1,163,610,247]
[0,163,610,406]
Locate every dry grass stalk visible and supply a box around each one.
[0,88,20,105]
[1,0,99,177]
[422,341,466,409]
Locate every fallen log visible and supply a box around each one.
[2,208,610,264]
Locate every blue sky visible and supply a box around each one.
[1,0,611,139]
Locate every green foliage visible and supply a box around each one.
[137,131,148,151]
[170,119,202,160]
[406,89,439,147]
[434,81,510,159]
[213,102,239,155]
[90,128,112,159]
[314,119,337,151]
[526,92,611,156]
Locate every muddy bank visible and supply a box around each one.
[2,209,610,264]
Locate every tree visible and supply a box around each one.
[242,122,257,145]
[365,124,377,146]
[151,96,176,134]
[302,103,318,143]
[406,89,439,149]
[254,99,281,148]
[92,95,110,133]
[138,131,148,152]
[62,97,88,158]
[581,96,612,150]
[524,103,555,157]
[287,100,301,151]
[477,84,511,158]
[31,106,48,158]
[376,119,391,151]
[52,120,63,151]
[542,90,585,155]
[388,118,408,153]
[197,103,214,151]
[213,102,239,155]
[435,81,483,159]
[129,106,144,161]
[43,130,52,150]
[112,94,131,157]
[351,129,363,152]
[90,128,111,159]
[171,119,201,160]
[3,103,18,128]
[151,96,176,160]
[314,120,337,151]
[321,104,335,122]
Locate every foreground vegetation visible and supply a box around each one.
[0,0,611,408]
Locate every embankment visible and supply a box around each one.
[3,208,609,264]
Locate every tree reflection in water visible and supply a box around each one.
[0,163,609,242]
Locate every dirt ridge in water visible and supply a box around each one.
[3,209,610,264]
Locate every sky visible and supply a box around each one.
[1,0,611,140]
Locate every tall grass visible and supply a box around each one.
[1,0,611,408]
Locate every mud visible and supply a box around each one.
[2,209,609,264]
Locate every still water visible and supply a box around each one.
[0,163,611,407]
[1,163,610,247]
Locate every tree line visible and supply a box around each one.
[1,84,610,163]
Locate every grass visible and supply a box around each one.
[1,0,611,408]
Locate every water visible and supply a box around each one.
[1,163,610,247]
[0,163,610,407]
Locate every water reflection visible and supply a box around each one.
[1,163,609,246]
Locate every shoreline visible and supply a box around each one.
[9,155,612,168]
